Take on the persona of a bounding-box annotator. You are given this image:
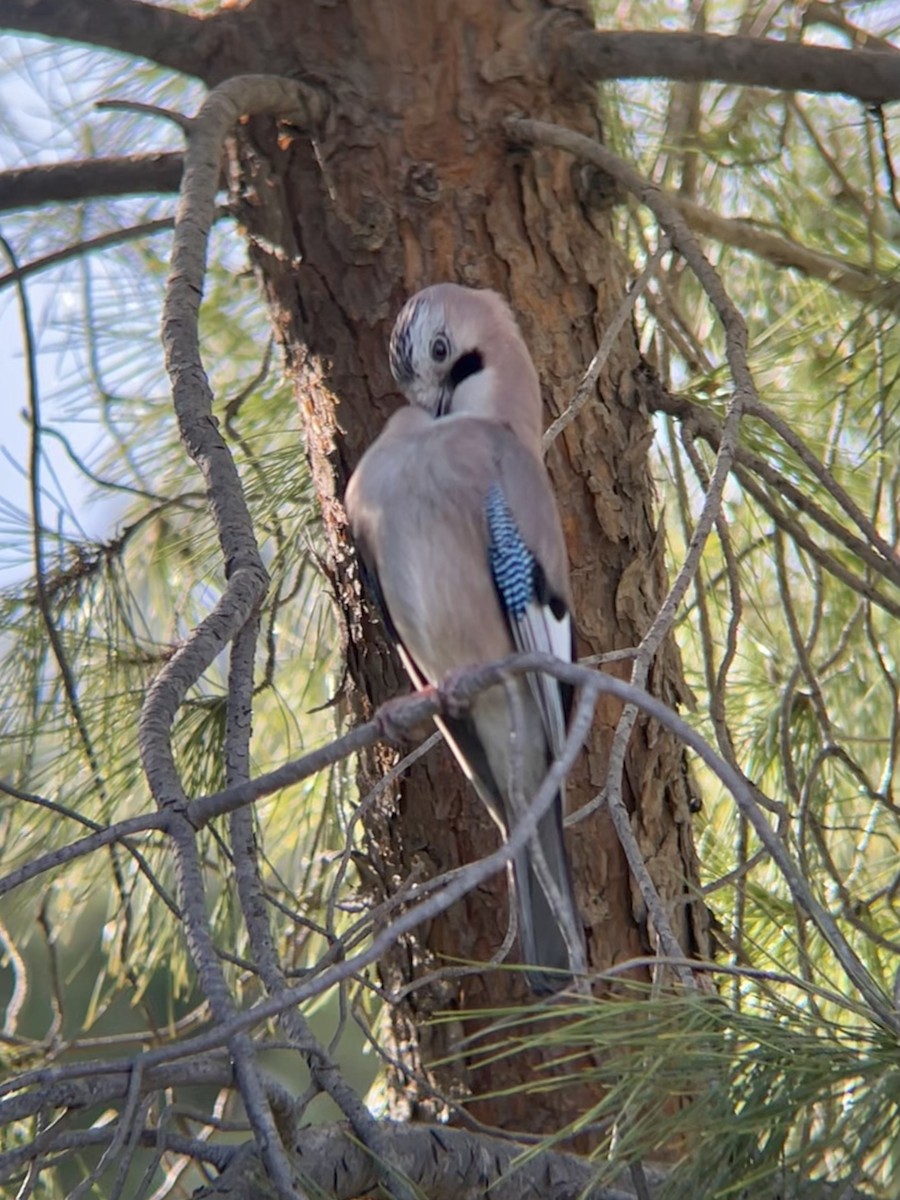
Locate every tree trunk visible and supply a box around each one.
[235,0,708,1134]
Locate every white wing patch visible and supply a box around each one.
[513,601,570,759]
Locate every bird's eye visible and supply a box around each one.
[430,333,450,363]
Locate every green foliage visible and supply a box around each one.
[449,984,900,1196]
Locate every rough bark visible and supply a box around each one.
[226,0,708,1135]
[196,1120,650,1200]
[5,1,900,98]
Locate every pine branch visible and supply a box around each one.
[672,192,900,316]
[0,152,184,213]
[0,0,247,83]
[1,652,895,1191]
[554,27,900,103]
[0,217,176,287]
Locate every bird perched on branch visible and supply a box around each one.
[345,283,584,993]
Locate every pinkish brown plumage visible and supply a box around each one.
[389,283,544,456]
[346,284,584,993]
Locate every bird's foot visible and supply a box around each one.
[437,667,474,719]
[374,689,437,746]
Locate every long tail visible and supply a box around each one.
[513,797,582,995]
[437,711,584,993]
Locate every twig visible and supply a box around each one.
[326,731,441,934]
[95,98,196,135]
[646,382,900,616]
[0,778,105,833]
[668,190,900,316]
[0,919,27,1038]
[0,217,196,292]
[873,104,900,219]
[745,393,900,580]
[0,810,168,900]
[803,0,899,55]
[678,424,744,771]
[67,1061,144,1200]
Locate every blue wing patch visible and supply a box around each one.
[485,483,535,619]
[485,481,572,755]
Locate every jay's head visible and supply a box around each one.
[388,283,538,428]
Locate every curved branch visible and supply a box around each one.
[555,27,900,104]
[139,74,325,807]
[136,73,327,1200]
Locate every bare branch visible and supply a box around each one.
[0,0,247,83]
[553,26,900,104]
[0,153,184,213]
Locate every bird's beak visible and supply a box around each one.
[436,383,453,418]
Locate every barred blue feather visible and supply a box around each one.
[486,483,535,619]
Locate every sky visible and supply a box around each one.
[0,33,200,586]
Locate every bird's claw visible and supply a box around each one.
[437,668,473,719]
[374,689,437,746]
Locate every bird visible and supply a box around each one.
[345,283,584,993]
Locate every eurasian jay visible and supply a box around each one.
[345,283,584,993]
